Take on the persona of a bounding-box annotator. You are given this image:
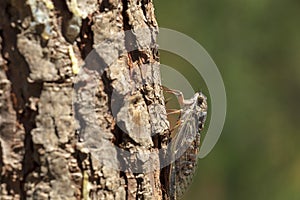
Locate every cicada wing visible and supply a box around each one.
[169,111,200,199]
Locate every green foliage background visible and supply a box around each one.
[154,1,300,199]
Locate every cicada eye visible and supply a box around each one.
[197,95,204,107]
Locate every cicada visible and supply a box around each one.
[164,88,208,200]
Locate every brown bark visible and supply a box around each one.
[0,0,170,199]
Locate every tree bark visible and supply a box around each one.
[0,0,170,199]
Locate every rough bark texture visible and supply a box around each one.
[0,0,170,199]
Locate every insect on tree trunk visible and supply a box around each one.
[0,0,173,199]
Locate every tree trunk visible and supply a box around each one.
[0,0,170,199]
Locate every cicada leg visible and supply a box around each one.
[162,86,185,135]
[162,86,185,107]
[166,109,181,115]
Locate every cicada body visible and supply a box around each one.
[166,91,207,200]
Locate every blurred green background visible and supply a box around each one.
[154,0,300,199]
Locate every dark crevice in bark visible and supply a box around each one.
[5,1,29,23]
[21,107,39,164]
[0,141,2,175]
[78,18,94,59]
[16,52,42,200]
[160,164,170,200]
[122,0,130,31]
[135,174,145,200]
[52,116,59,139]
[101,70,114,111]
[88,154,99,185]
[140,0,149,22]
[53,0,94,59]
[1,5,43,198]
[52,0,69,17]
[113,126,124,155]
[151,133,160,150]
[120,171,129,200]
[74,148,88,172]
[52,0,74,43]
[99,0,114,12]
